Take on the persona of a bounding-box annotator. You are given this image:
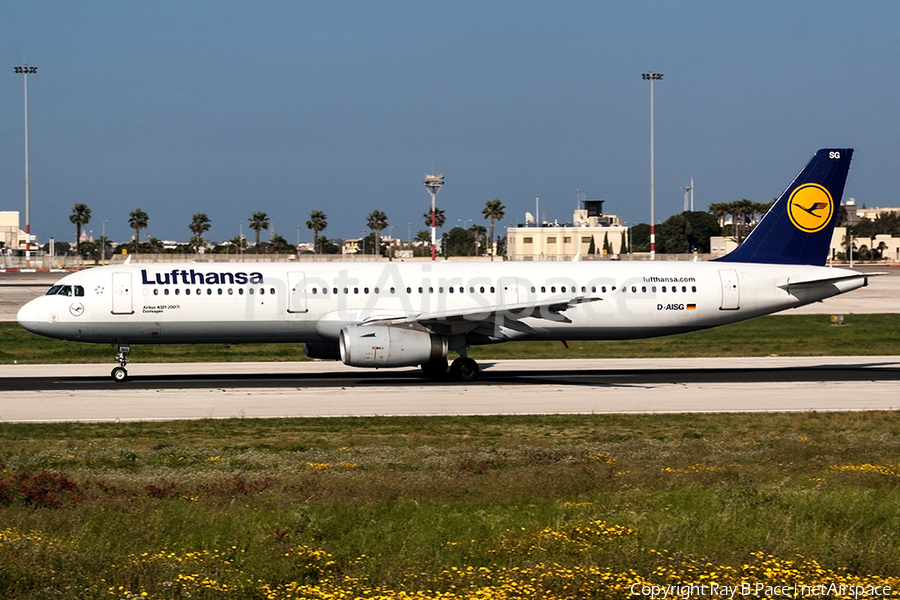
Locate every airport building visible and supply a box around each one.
[506,200,627,261]
[0,211,36,253]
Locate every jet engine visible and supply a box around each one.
[339,325,447,368]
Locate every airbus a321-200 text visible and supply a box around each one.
[18,148,877,382]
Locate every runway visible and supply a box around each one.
[1,357,898,422]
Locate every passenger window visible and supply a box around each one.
[541,286,546,293]
[218,289,223,295]
[449,287,454,293]
[343,288,349,294]
[682,286,687,292]
[429,287,434,293]
[207,289,212,295]
[270,288,275,295]
[185,289,191,295]
[469,287,474,293]
[480,287,485,293]
[438,287,444,293]
[692,286,697,292]
[374,288,380,294]
[239,288,244,295]
[312,288,317,294]
[249,288,255,295]
[228,288,234,295]
[631,286,637,293]
[390,287,395,294]
[153,289,159,296]
[364,287,369,294]
[662,286,667,292]
[490,287,495,293]
[551,286,556,293]
[418,287,423,293]
[407,287,412,294]
[164,289,170,296]
[332,288,337,295]
[175,289,180,295]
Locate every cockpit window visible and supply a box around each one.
[44,284,83,296]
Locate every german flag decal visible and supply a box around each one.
[687,304,696,310]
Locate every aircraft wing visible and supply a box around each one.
[361,296,603,338]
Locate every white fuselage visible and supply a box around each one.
[17,259,866,346]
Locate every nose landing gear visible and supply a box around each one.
[111,344,130,382]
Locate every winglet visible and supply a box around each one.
[716,149,852,266]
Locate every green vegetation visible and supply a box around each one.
[2,413,900,598]
[3,313,900,365]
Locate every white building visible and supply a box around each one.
[506,200,627,260]
[0,211,36,252]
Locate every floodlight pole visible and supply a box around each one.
[15,64,37,266]
[424,174,444,261]
[642,71,662,260]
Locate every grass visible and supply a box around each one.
[3,313,900,364]
[3,413,900,598]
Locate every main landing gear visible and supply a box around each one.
[420,356,480,382]
[111,344,130,382]
[450,357,479,382]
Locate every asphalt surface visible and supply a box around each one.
[1,357,898,421]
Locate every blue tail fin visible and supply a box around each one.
[716,148,852,265]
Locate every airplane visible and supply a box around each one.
[18,148,875,382]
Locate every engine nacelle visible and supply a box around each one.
[302,342,341,361]
[339,325,447,368]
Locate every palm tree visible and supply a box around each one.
[481,199,505,260]
[415,230,431,257]
[367,210,389,255]
[708,202,730,230]
[248,212,269,253]
[423,207,446,230]
[228,235,245,255]
[189,213,211,254]
[469,224,487,256]
[69,203,91,255]
[306,210,328,254]
[128,209,149,255]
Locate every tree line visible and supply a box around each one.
[60,199,507,259]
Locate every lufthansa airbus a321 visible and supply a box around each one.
[18,149,875,382]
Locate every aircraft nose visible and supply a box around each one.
[17,297,50,334]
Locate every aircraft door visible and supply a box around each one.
[287,272,307,313]
[499,277,520,304]
[718,269,740,310]
[112,272,134,314]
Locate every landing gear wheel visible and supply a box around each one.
[421,357,449,379]
[111,343,131,382]
[450,357,480,382]
[111,366,128,382]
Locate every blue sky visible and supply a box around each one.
[1,1,897,245]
